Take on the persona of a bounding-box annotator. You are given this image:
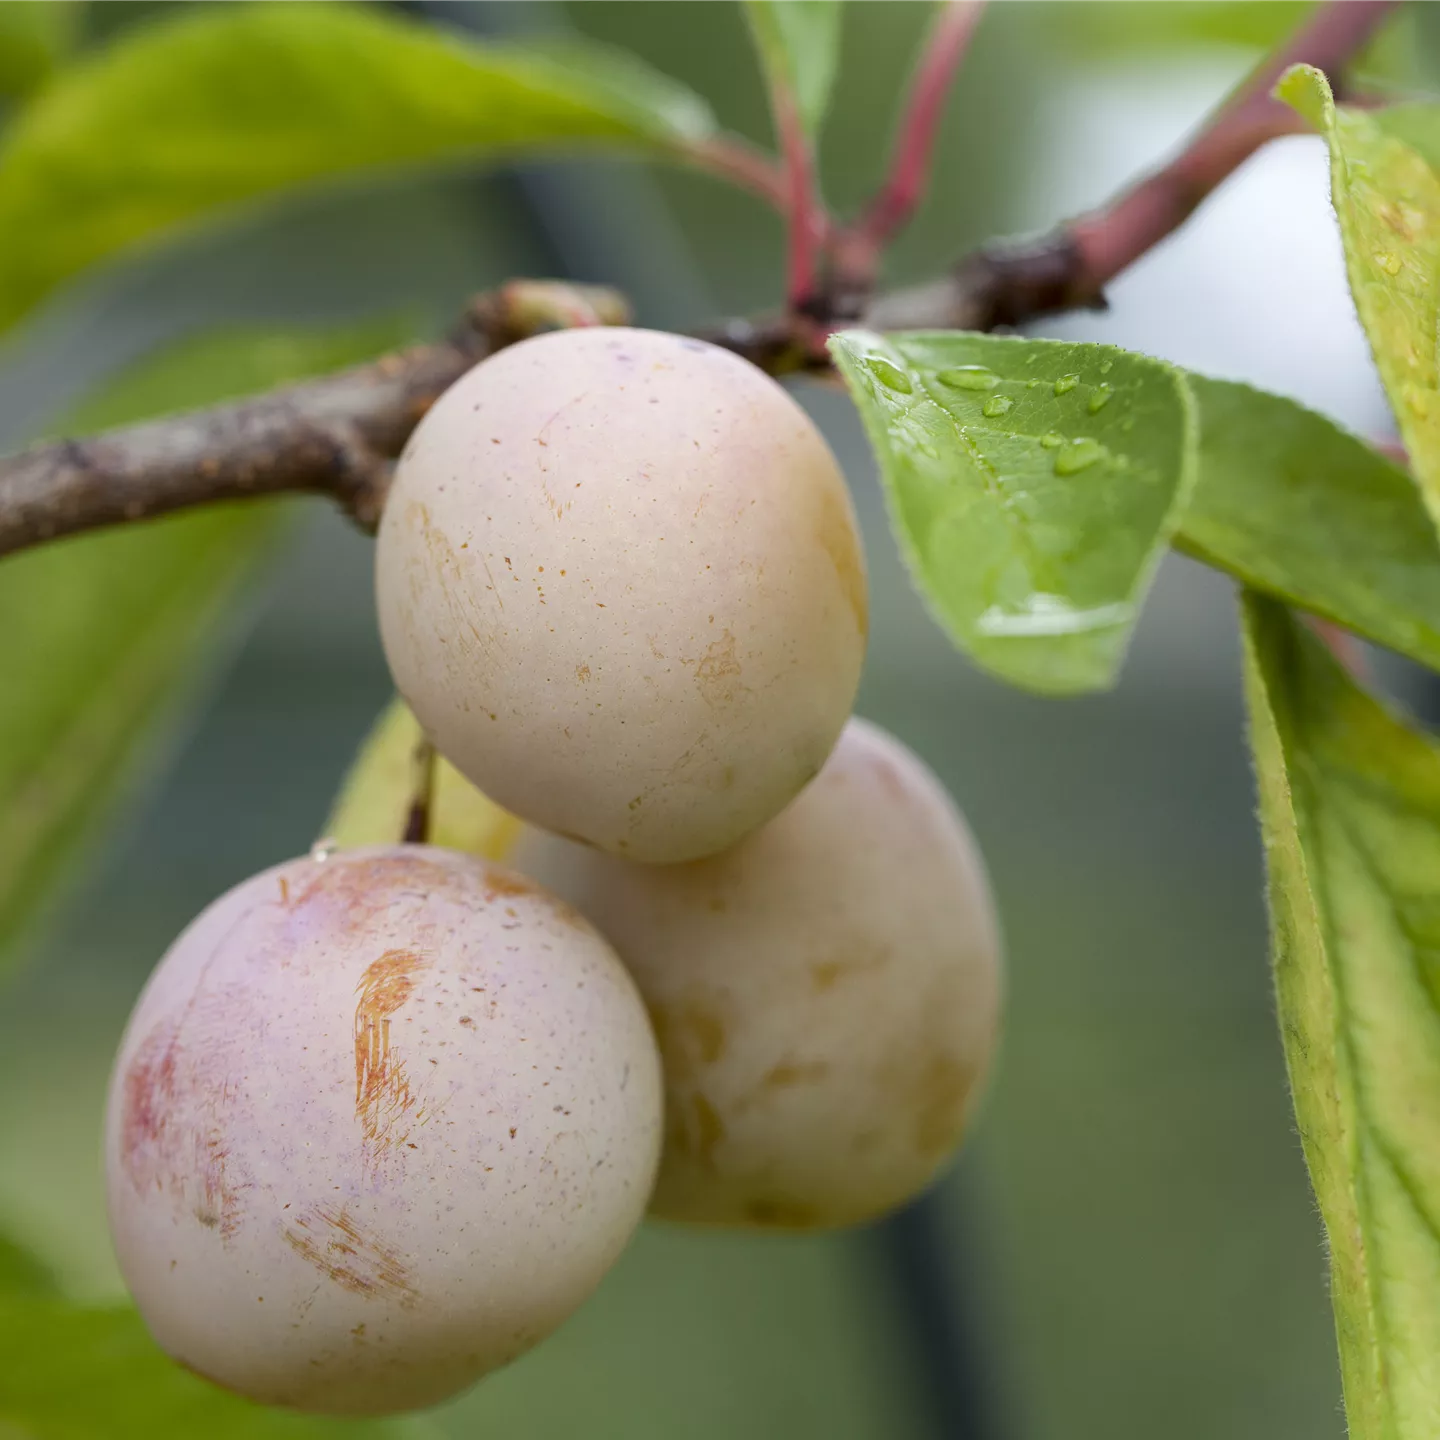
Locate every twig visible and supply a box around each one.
[776,96,827,321]
[837,0,988,283]
[684,135,790,213]
[868,0,1403,332]
[0,1,1400,559]
[0,282,627,558]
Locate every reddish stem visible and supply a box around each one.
[775,90,825,315]
[684,135,790,213]
[849,0,987,265]
[1310,617,1370,680]
[1069,0,1402,293]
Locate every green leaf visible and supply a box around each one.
[1179,374,1440,671]
[1241,592,1440,1439]
[0,1231,54,1299]
[1368,102,1440,174]
[0,1299,432,1438]
[742,0,842,139]
[1278,66,1440,535]
[325,698,519,860]
[0,318,409,974]
[0,2,716,332]
[830,329,1196,694]
[0,1,82,100]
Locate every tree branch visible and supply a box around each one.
[0,283,626,558]
[0,0,1401,560]
[868,0,1403,332]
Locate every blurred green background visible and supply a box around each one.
[2,2,1433,1436]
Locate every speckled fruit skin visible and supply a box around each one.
[513,719,1001,1230]
[374,326,868,864]
[103,845,662,1416]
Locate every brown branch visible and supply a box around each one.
[0,0,1402,560]
[870,0,1403,332]
[0,282,628,558]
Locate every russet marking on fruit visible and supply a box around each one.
[353,949,431,1164]
[282,1205,419,1307]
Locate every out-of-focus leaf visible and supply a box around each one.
[326,698,519,861]
[742,0,842,139]
[831,329,1195,694]
[0,318,410,974]
[0,1230,54,1297]
[0,1,82,100]
[1179,374,1440,670]
[0,2,716,332]
[1241,593,1440,1439]
[1279,67,1440,536]
[0,1299,435,1438]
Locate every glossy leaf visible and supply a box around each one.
[1179,374,1440,670]
[831,329,1195,694]
[325,698,519,861]
[0,319,408,973]
[0,2,716,332]
[0,1299,432,1438]
[742,0,842,138]
[1279,66,1440,534]
[1242,593,1440,1439]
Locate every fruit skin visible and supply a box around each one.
[103,845,662,1416]
[375,325,867,864]
[513,718,1001,1230]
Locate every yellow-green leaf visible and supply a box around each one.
[831,329,1196,694]
[1179,373,1440,671]
[0,319,410,974]
[325,698,519,861]
[1278,65,1440,534]
[0,1298,433,1439]
[0,2,715,333]
[741,1,842,139]
[1242,592,1440,1438]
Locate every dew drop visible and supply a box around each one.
[867,357,913,393]
[1054,437,1106,475]
[1087,384,1113,414]
[1053,374,1080,395]
[982,395,1014,418]
[1099,359,1114,375]
[1039,432,1064,449]
[310,837,339,863]
[1374,250,1402,276]
[1026,378,1041,389]
[937,365,998,391]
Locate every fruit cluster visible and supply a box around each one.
[103,328,1002,1417]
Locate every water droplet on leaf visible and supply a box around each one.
[1087,385,1113,413]
[982,395,1014,418]
[1039,432,1064,449]
[1054,437,1106,475]
[937,365,998,391]
[1099,359,1114,375]
[1053,374,1080,395]
[868,357,913,394]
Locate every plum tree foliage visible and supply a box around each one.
[2,2,1440,1438]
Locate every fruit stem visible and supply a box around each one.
[837,0,987,286]
[402,736,437,845]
